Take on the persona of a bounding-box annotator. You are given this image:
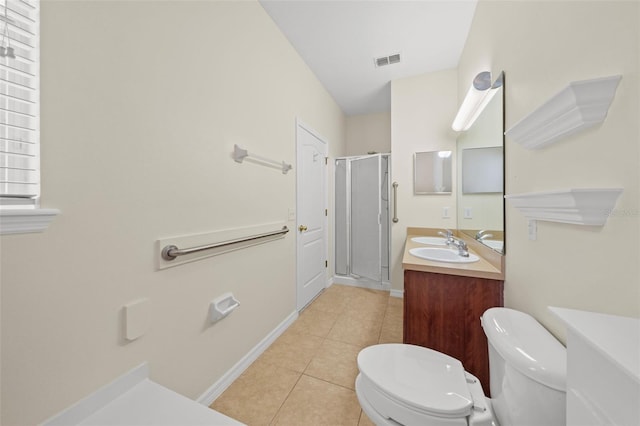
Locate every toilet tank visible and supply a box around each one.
[481,308,567,426]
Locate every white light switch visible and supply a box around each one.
[528,220,537,241]
[288,208,296,221]
[442,207,450,218]
[464,208,473,219]
[124,298,151,341]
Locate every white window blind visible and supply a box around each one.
[0,0,38,204]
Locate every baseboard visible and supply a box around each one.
[196,310,298,406]
[332,275,391,291]
[389,288,404,298]
[326,277,333,289]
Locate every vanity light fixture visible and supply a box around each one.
[437,150,452,158]
[452,71,503,132]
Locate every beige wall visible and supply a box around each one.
[388,1,639,331]
[345,112,391,156]
[458,0,639,339]
[390,70,459,291]
[0,1,345,425]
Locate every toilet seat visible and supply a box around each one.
[357,344,495,426]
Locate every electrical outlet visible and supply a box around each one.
[288,208,296,221]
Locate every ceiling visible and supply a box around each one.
[259,0,478,116]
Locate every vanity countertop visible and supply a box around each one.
[402,229,504,280]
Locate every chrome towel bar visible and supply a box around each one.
[161,226,289,261]
[233,144,293,174]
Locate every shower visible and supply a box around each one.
[334,154,391,288]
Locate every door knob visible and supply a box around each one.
[299,225,308,232]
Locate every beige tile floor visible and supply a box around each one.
[210,284,403,426]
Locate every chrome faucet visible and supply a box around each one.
[437,229,455,245]
[450,238,469,257]
[475,229,494,241]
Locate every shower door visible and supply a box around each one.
[350,156,382,282]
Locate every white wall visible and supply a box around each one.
[458,0,639,338]
[0,2,345,425]
[345,112,391,156]
[390,69,458,291]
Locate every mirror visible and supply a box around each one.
[461,147,503,194]
[456,72,505,253]
[414,151,453,194]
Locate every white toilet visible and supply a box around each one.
[356,307,567,426]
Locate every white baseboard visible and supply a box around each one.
[196,310,298,406]
[389,288,404,298]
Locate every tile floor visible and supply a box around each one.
[210,284,403,426]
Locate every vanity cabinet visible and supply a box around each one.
[403,270,504,395]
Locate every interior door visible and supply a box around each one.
[350,155,382,281]
[296,121,327,311]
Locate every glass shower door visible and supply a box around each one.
[350,155,382,281]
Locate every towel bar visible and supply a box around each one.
[161,226,289,261]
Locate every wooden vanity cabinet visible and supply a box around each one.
[403,270,504,395]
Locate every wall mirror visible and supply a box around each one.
[414,151,453,194]
[456,71,505,253]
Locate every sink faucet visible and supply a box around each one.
[450,238,469,257]
[475,229,494,241]
[438,229,455,245]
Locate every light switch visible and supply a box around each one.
[124,298,151,341]
[528,220,537,241]
[442,207,450,218]
[464,208,473,219]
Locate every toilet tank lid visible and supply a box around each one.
[482,308,567,391]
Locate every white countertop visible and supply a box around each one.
[550,307,640,381]
[43,363,244,426]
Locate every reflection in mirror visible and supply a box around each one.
[462,147,503,194]
[456,72,504,253]
[414,151,452,194]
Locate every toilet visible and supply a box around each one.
[356,308,567,426]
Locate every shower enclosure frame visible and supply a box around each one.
[334,153,391,289]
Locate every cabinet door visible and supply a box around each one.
[403,270,503,395]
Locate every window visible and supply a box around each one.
[0,0,57,234]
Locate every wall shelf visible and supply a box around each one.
[0,208,60,235]
[505,75,622,149]
[505,188,623,226]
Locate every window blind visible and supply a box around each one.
[0,0,38,202]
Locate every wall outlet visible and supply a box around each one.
[287,208,296,221]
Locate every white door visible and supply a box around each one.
[296,121,327,311]
[350,155,382,281]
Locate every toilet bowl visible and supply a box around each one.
[356,308,567,426]
[356,344,496,426]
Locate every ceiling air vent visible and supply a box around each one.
[374,53,401,68]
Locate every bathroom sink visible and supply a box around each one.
[409,247,479,263]
[411,236,448,246]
